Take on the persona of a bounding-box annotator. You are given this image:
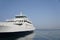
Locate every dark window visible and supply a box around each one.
[24,20,27,22]
[15,16,27,18]
[15,23,22,25]
[24,20,31,24]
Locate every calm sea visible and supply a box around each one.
[0,29,60,40]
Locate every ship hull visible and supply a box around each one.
[0,22,35,32]
[0,30,34,38]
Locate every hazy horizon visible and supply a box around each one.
[0,0,60,29]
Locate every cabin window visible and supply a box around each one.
[15,16,27,18]
[24,20,27,22]
[24,20,31,24]
[15,20,23,22]
[20,20,23,22]
[15,23,23,25]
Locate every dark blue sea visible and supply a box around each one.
[0,29,60,40]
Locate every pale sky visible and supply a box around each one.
[0,0,60,29]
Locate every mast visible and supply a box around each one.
[15,11,27,18]
[20,11,23,16]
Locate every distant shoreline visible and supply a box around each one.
[36,29,60,31]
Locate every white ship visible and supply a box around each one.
[0,12,35,35]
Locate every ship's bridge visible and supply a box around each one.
[15,15,32,24]
[6,11,32,25]
[15,16,27,18]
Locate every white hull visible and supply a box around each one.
[0,22,35,33]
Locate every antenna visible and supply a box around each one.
[20,11,23,16]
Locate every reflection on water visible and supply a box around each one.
[0,31,35,40]
[17,32,35,40]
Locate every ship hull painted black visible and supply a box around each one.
[0,31,34,38]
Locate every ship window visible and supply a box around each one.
[20,20,23,22]
[15,20,23,22]
[24,20,27,22]
[15,23,22,25]
[16,16,27,18]
[24,20,31,24]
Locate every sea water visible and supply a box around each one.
[34,29,60,40]
[0,29,60,40]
